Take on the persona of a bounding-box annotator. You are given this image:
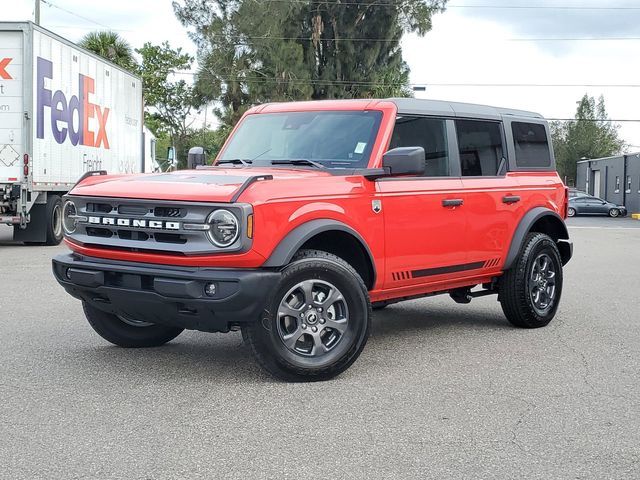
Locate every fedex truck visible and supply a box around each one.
[0,22,143,244]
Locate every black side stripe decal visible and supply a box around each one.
[412,261,487,278]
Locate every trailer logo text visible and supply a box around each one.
[36,57,110,149]
[0,58,12,79]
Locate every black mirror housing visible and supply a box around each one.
[382,147,425,177]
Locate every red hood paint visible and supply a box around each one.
[69,167,333,203]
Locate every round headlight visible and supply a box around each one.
[206,209,239,247]
[62,200,78,234]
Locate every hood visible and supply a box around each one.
[70,167,333,203]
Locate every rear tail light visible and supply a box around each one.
[23,154,29,177]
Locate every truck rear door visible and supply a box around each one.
[0,29,24,184]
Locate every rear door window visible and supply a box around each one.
[512,122,552,168]
[455,120,505,176]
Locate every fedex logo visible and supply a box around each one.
[0,58,12,79]
[36,57,110,149]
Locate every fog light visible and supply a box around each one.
[204,282,217,297]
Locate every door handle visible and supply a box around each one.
[502,195,521,204]
[442,199,464,207]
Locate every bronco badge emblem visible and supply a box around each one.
[372,200,382,213]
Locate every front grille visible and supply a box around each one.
[66,196,251,255]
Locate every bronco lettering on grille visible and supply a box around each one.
[86,216,180,230]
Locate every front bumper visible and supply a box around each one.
[52,253,281,332]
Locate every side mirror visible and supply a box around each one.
[382,147,425,177]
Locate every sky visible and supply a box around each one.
[7,0,640,150]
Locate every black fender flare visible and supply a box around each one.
[504,207,572,270]
[262,219,377,285]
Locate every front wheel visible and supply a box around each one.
[499,233,563,328]
[243,249,371,382]
[83,303,184,347]
[567,207,576,217]
[609,208,620,218]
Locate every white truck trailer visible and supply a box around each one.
[0,22,143,244]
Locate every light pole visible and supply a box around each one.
[34,0,40,25]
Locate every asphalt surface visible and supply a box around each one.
[1,217,639,479]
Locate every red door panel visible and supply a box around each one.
[462,175,522,272]
[377,178,467,289]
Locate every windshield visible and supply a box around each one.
[219,110,383,169]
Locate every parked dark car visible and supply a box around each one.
[568,195,627,217]
[568,188,589,199]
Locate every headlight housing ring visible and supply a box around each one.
[206,209,240,247]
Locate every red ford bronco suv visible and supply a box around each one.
[53,99,572,381]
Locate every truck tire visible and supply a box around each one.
[83,303,184,348]
[243,249,371,382]
[44,195,64,245]
[499,233,563,328]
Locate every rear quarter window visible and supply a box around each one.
[512,122,552,168]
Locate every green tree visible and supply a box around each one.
[79,31,137,71]
[136,42,197,168]
[173,0,446,128]
[552,94,626,185]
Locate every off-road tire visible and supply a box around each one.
[83,303,184,348]
[243,249,371,382]
[499,233,563,328]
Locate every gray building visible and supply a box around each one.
[576,153,640,214]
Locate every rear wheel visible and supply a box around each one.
[499,233,563,328]
[45,195,63,245]
[609,208,620,218]
[243,249,371,382]
[83,303,184,347]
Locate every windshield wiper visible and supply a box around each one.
[217,158,253,166]
[271,159,326,169]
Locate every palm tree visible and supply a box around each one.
[79,31,136,71]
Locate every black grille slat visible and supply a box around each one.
[154,207,184,218]
[86,227,113,238]
[86,203,113,213]
[117,230,150,241]
[154,233,187,244]
[118,205,150,216]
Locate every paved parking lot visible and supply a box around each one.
[1,218,639,479]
